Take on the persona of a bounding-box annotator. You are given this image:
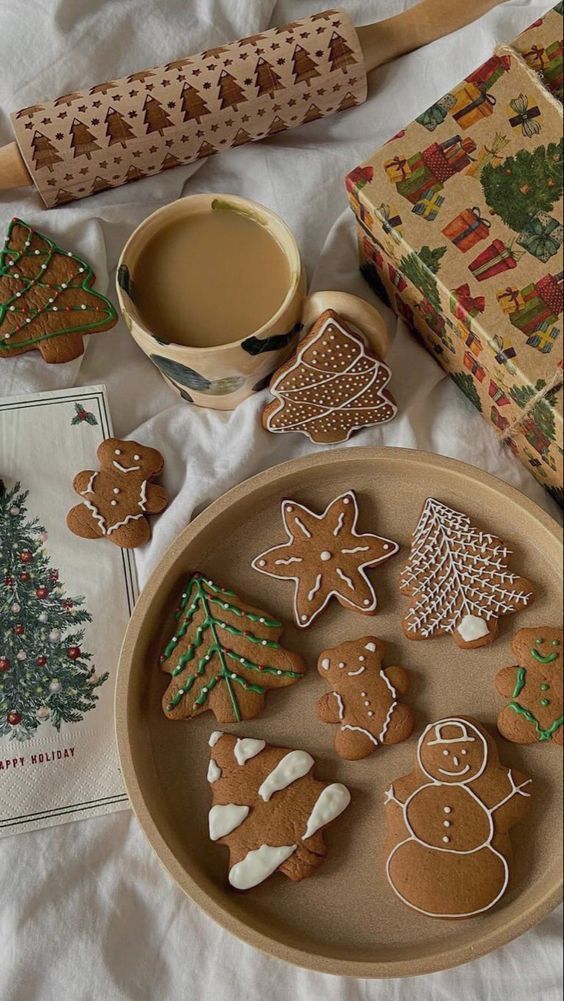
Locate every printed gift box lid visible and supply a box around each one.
[346,5,563,493]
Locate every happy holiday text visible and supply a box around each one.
[0,746,75,771]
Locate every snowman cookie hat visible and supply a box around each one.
[417,716,489,783]
[427,720,477,745]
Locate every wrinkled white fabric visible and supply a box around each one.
[0,1,561,998]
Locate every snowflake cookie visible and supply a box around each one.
[384,716,532,918]
[160,573,306,723]
[400,497,534,648]
[262,309,397,443]
[251,491,399,627]
[207,731,350,889]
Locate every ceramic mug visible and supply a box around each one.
[116,194,388,410]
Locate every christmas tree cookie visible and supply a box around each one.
[496,627,563,744]
[384,716,532,918]
[262,310,397,444]
[207,731,350,889]
[251,491,399,628]
[160,574,306,723]
[0,479,107,741]
[400,497,534,648]
[0,218,117,363]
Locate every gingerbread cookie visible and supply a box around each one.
[251,491,399,628]
[384,716,532,918]
[207,731,350,889]
[262,309,397,443]
[160,573,306,723]
[317,636,415,759]
[0,218,117,363]
[67,438,168,548]
[400,497,534,648]
[496,627,563,744]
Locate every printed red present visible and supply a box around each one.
[469,239,519,282]
[463,350,486,381]
[543,39,563,98]
[510,282,555,337]
[535,272,564,315]
[442,206,491,252]
[388,262,407,291]
[466,54,512,90]
[346,164,374,193]
[465,330,484,356]
[395,293,415,328]
[488,379,511,405]
[421,136,476,180]
[491,405,511,431]
[362,234,383,268]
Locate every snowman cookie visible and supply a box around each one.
[317,636,415,759]
[496,627,563,744]
[384,716,532,918]
[67,438,168,548]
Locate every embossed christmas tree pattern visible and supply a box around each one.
[160,574,305,723]
[400,498,534,649]
[207,732,350,889]
[0,218,117,363]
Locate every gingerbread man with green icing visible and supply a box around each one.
[496,627,563,745]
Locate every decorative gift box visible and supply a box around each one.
[346,5,563,502]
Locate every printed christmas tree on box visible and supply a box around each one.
[346,4,563,500]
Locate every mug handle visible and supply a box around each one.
[300,291,390,360]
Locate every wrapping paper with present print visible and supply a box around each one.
[346,5,563,500]
[11,9,366,208]
[0,386,137,835]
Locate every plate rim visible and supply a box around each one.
[115,446,563,978]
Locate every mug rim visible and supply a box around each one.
[116,192,303,355]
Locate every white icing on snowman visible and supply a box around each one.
[207,758,221,783]
[234,738,266,766]
[208,804,249,841]
[303,783,351,840]
[258,750,314,802]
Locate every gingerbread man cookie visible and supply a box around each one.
[496,627,563,744]
[67,438,168,548]
[251,491,399,628]
[262,309,397,443]
[384,717,532,918]
[400,497,534,648]
[317,637,415,759]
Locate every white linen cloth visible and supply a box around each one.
[0,1,561,998]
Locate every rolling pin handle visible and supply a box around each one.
[0,141,32,190]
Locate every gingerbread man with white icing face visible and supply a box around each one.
[67,437,168,548]
[384,717,532,919]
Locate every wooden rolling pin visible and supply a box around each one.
[0,0,505,208]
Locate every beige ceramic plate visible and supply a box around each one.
[115,447,563,978]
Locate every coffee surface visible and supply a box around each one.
[133,209,291,347]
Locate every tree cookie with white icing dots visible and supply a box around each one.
[251,490,399,628]
[262,309,397,444]
[400,497,534,648]
[317,636,415,759]
[67,437,168,548]
[207,731,351,889]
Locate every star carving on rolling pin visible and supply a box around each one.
[251,491,399,628]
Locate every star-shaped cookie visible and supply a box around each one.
[251,491,399,627]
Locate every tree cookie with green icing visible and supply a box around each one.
[496,627,563,744]
[207,731,350,889]
[0,218,117,363]
[160,574,306,723]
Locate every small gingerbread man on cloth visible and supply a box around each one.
[67,438,168,548]
[496,626,563,744]
[316,636,415,759]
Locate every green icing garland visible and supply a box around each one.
[160,573,302,721]
[0,218,117,350]
[509,666,563,742]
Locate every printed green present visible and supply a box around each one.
[517,212,564,262]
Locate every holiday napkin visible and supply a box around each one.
[0,385,137,835]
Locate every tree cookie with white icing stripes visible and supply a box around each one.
[400,497,534,649]
[317,637,415,759]
[160,573,306,723]
[67,437,168,548]
[251,490,399,628]
[207,731,351,890]
[262,309,397,444]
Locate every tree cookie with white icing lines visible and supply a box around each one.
[67,437,168,548]
[400,497,534,649]
[262,309,397,444]
[317,636,415,759]
[384,716,532,919]
[160,573,306,723]
[251,490,399,628]
[207,731,351,889]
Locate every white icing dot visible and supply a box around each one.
[301,614,307,621]
[368,711,374,717]
[443,821,451,827]
[338,661,345,668]
[110,500,117,506]
[364,700,370,707]
[258,559,265,567]
[363,599,370,606]
[383,544,390,550]
[444,807,452,814]
[81,304,87,310]
[443,749,449,756]
[113,488,120,494]
[133,454,140,460]
[361,691,367,697]
[61,283,67,289]
[359,655,365,662]
[343,498,350,504]
[276,670,282,675]
[320,658,330,670]
[114,449,121,455]
[320,550,332,561]
[461,749,468,755]
[442,836,450,843]
[231,673,237,679]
